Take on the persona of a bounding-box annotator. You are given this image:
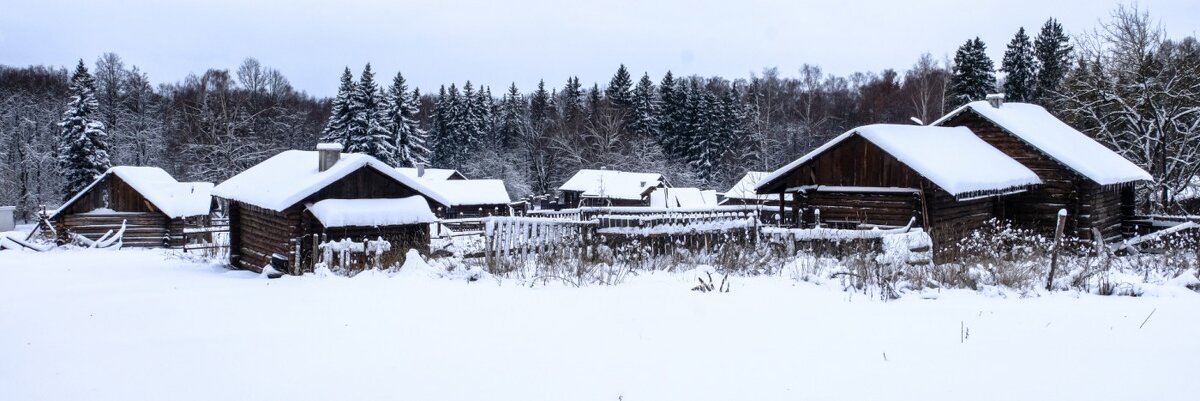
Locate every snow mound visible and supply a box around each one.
[307,197,436,228]
[393,249,443,279]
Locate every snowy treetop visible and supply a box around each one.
[211,150,450,212]
[648,187,717,208]
[306,196,436,228]
[55,166,213,219]
[560,169,664,201]
[423,179,512,207]
[758,124,1043,197]
[932,101,1153,185]
[395,167,464,181]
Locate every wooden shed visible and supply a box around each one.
[756,124,1042,254]
[50,166,214,247]
[558,169,666,207]
[720,171,792,206]
[416,177,513,218]
[211,144,452,274]
[932,97,1153,241]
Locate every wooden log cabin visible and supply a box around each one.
[720,171,793,206]
[211,144,452,273]
[932,96,1153,241]
[418,178,513,218]
[50,167,214,247]
[558,169,666,207]
[755,124,1043,256]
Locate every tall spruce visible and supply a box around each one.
[346,64,396,163]
[498,83,527,149]
[529,80,552,129]
[1033,18,1073,104]
[629,73,660,141]
[319,67,356,145]
[657,71,686,158]
[949,37,997,106]
[58,60,112,199]
[605,64,634,113]
[1001,27,1038,102]
[561,76,585,125]
[384,72,427,167]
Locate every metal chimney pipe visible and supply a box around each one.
[316,143,343,172]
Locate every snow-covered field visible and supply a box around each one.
[2,248,1198,401]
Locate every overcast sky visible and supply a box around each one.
[2,0,1197,97]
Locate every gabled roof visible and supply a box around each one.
[395,167,466,181]
[211,150,450,212]
[931,101,1153,185]
[54,166,213,219]
[306,196,436,228]
[423,179,512,207]
[648,187,718,208]
[757,124,1043,198]
[722,171,793,202]
[560,169,665,201]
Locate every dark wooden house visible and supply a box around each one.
[558,169,666,207]
[932,97,1153,241]
[211,144,451,274]
[756,124,1042,255]
[720,171,793,206]
[50,167,214,247]
[419,178,513,218]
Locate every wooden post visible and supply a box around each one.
[1046,209,1068,291]
[778,192,786,227]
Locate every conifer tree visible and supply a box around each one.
[657,71,686,157]
[949,37,997,107]
[1001,27,1037,102]
[384,72,427,167]
[346,64,396,163]
[498,83,527,149]
[629,73,660,141]
[605,64,634,111]
[529,80,552,129]
[58,60,111,199]
[561,76,585,125]
[1033,18,1073,104]
[319,67,356,145]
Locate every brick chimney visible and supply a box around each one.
[316,143,343,172]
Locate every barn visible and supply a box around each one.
[423,179,513,218]
[396,164,467,181]
[211,144,450,274]
[932,96,1153,241]
[720,171,793,206]
[559,169,666,207]
[50,166,214,247]
[756,124,1042,254]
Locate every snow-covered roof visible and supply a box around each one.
[211,150,450,212]
[560,169,664,201]
[395,167,465,181]
[54,166,213,219]
[931,101,1153,185]
[757,124,1043,197]
[648,187,718,208]
[423,179,511,207]
[722,172,794,202]
[307,196,436,228]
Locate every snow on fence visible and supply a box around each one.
[316,237,393,273]
[483,216,597,270]
[527,204,792,225]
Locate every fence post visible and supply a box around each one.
[1046,209,1068,291]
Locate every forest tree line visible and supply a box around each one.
[1,4,1197,221]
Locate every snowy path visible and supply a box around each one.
[1,249,1197,401]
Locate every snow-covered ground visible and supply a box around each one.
[1,248,1198,401]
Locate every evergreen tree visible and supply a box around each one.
[587,83,603,121]
[561,76,585,125]
[657,71,686,158]
[58,60,111,199]
[1033,18,1074,104]
[529,80,552,129]
[346,64,396,163]
[498,83,527,149]
[1001,27,1037,102]
[949,37,997,107]
[429,85,452,167]
[629,73,660,141]
[383,72,427,167]
[605,64,634,111]
[319,67,356,145]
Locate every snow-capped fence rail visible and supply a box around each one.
[527,204,790,225]
[483,217,598,271]
[315,237,394,274]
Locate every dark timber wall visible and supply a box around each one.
[54,174,195,247]
[939,110,1131,241]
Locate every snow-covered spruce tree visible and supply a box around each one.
[629,73,661,142]
[319,67,357,146]
[560,76,585,127]
[428,85,451,167]
[949,37,996,107]
[383,72,427,167]
[529,80,553,130]
[498,83,528,150]
[1001,27,1037,102]
[58,60,111,199]
[1032,18,1073,105]
[656,71,687,158]
[346,64,397,163]
[606,64,634,120]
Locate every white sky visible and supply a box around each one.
[2,0,1197,97]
